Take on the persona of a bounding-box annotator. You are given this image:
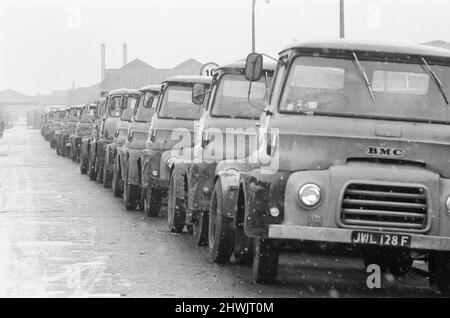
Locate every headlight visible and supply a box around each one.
[446,195,450,213]
[298,183,321,208]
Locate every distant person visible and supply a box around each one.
[0,120,5,138]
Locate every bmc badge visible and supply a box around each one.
[366,146,405,158]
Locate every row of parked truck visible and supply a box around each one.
[41,39,450,295]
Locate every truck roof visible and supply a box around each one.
[217,60,277,72]
[108,88,140,95]
[163,75,212,85]
[138,84,161,93]
[280,39,450,59]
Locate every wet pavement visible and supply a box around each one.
[0,124,436,297]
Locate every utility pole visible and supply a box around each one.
[252,0,256,52]
[252,0,270,53]
[340,0,345,38]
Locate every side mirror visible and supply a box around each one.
[192,84,206,105]
[245,53,263,82]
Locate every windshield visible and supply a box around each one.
[158,85,204,120]
[108,95,122,117]
[121,95,138,121]
[211,73,271,119]
[280,56,450,123]
[56,112,65,120]
[135,91,159,122]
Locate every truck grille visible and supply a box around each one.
[340,183,428,231]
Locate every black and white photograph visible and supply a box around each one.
[1,0,450,302]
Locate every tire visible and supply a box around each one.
[124,183,139,210]
[80,155,88,174]
[96,158,103,183]
[253,238,279,284]
[192,210,208,246]
[88,155,97,180]
[167,173,185,232]
[234,225,254,265]
[103,157,112,188]
[112,160,123,198]
[429,252,450,296]
[145,188,162,217]
[208,181,234,264]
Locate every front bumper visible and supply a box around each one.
[268,225,450,251]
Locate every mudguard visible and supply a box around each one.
[185,162,216,211]
[118,147,128,181]
[240,169,291,238]
[159,150,173,184]
[141,149,163,189]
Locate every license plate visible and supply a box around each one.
[66,142,71,146]
[351,231,411,248]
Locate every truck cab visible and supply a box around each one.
[103,89,139,189]
[239,40,450,294]
[113,85,161,210]
[71,103,97,163]
[51,109,66,149]
[141,76,211,217]
[93,88,133,185]
[165,61,274,251]
[84,94,108,178]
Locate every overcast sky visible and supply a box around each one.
[0,0,449,95]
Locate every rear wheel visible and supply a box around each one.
[253,238,279,284]
[167,173,185,232]
[208,181,234,264]
[429,252,450,296]
[124,183,139,210]
[192,210,208,246]
[145,188,162,217]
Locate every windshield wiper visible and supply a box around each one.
[421,57,449,105]
[352,52,376,103]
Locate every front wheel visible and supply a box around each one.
[192,210,208,246]
[429,252,450,296]
[112,160,123,198]
[167,173,185,232]
[124,183,139,210]
[208,181,234,264]
[145,188,162,217]
[253,238,279,284]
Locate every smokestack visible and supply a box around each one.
[123,43,128,66]
[101,43,106,81]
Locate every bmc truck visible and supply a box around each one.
[236,40,450,295]
[91,89,130,184]
[103,89,139,189]
[51,109,66,150]
[141,76,211,217]
[58,105,82,157]
[166,61,274,252]
[70,103,97,163]
[113,85,160,210]
[83,94,108,177]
